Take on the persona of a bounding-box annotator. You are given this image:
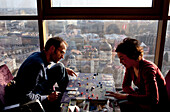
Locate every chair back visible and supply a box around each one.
[165,70,170,101]
[0,64,13,104]
[0,64,45,112]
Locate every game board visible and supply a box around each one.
[61,73,116,103]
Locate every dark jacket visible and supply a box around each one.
[5,51,69,105]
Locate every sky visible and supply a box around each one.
[52,0,152,7]
[0,0,37,8]
[0,0,152,8]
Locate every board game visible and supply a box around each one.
[61,99,115,112]
[61,73,116,103]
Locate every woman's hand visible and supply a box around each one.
[66,68,77,77]
[105,91,128,100]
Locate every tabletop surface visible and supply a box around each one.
[61,73,116,103]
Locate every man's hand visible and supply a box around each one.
[47,91,61,102]
[105,91,128,100]
[66,68,77,77]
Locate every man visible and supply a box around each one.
[5,37,77,111]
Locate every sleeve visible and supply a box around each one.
[47,62,69,93]
[122,68,136,94]
[17,62,48,102]
[127,66,159,105]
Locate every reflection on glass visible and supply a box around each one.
[0,20,39,74]
[162,21,170,76]
[45,20,158,88]
[0,0,37,15]
[169,5,170,16]
[51,0,152,7]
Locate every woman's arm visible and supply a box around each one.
[122,68,136,94]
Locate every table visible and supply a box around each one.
[60,73,116,112]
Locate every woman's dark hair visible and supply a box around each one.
[45,37,68,51]
[115,37,143,60]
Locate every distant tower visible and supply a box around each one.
[68,54,76,66]
[90,60,94,73]
[99,39,112,65]
[68,54,77,71]
[5,21,7,30]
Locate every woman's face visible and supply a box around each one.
[117,52,134,68]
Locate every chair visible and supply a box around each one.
[3,99,45,112]
[0,64,14,109]
[165,70,170,102]
[0,64,45,112]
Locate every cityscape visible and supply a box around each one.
[0,8,170,88]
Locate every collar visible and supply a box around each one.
[41,50,51,67]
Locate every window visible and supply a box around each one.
[169,5,170,16]
[162,21,170,76]
[44,0,161,15]
[0,20,39,73]
[0,0,37,15]
[51,0,152,7]
[45,20,158,88]
[0,0,169,88]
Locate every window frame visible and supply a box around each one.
[0,0,169,70]
[43,0,162,18]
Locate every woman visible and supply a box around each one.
[105,38,168,112]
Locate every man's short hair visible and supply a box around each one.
[45,37,68,51]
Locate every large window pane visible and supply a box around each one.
[45,20,158,88]
[169,5,170,16]
[51,0,152,7]
[0,20,39,74]
[162,21,170,76]
[0,0,37,15]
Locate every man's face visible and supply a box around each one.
[51,42,67,63]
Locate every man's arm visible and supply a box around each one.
[66,67,77,77]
